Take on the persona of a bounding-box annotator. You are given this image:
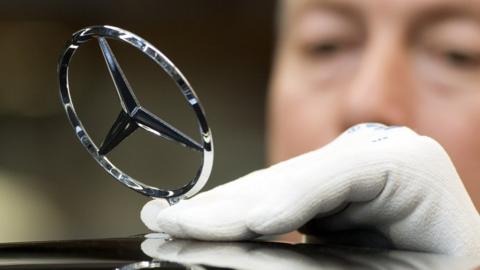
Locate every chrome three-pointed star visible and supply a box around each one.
[96,37,202,156]
[58,26,213,202]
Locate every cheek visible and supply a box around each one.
[267,45,359,164]
[267,67,342,164]
[422,105,480,173]
[415,86,480,207]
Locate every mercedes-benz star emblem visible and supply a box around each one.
[58,25,213,205]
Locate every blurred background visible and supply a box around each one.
[0,0,275,242]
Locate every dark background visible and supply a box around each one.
[0,1,275,242]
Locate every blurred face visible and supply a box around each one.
[268,0,480,209]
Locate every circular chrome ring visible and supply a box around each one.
[58,25,213,203]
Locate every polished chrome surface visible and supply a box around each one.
[58,25,214,203]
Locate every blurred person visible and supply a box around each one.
[142,0,480,256]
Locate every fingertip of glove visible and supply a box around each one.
[141,199,170,232]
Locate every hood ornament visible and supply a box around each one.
[58,25,213,205]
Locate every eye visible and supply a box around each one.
[313,42,339,54]
[444,50,480,68]
[306,41,341,58]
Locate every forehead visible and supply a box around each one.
[282,0,480,24]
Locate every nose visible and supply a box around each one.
[342,31,413,129]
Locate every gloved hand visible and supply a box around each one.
[141,123,480,256]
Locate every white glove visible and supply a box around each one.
[141,123,480,256]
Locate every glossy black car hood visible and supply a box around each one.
[0,235,478,270]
